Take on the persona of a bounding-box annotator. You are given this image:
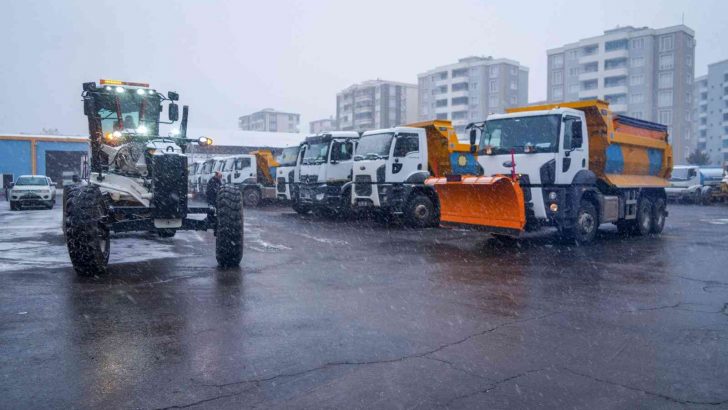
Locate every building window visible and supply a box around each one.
[658,109,672,125]
[510,66,518,75]
[471,82,478,89]
[582,79,598,90]
[567,50,579,60]
[631,57,644,67]
[452,68,468,78]
[659,35,674,52]
[582,62,598,73]
[551,54,564,68]
[686,55,693,67]
[451,97,468,106]
[658,72,673,89]
[488,95,499,107]
[435,113,448,120]
[568,67,580,76]
[552,87,564,100]
[605,39,628,51]
[631,38,645,49]
[436,99,448,107]
[552,70,563,85]
[604,76,627,88]
[630,93,644,104]
[568,83,579,94]
[489,80,498,92]
[489,66,499,78]
[658,90,673,107]
[582,44,598,55]
[631,112,643,119]
[510,79,518,90]
[659,54,674,70]
[605,93,627,105]
[605,58,627,70]
[451,82,469,92]
[630,74,644,86]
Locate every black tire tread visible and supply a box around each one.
[65,185,110,276]
[216,185,244,267]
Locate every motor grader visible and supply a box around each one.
[63,79,243,276]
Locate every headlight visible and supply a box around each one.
[548,191,557,201]
[115,86,125,93]
[136,89,146,95]
[315,193,325,201]
[136,125,148,134]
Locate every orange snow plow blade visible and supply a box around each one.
[426,175,526,235]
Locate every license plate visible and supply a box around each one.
[356,200,371,207]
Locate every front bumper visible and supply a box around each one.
[298,184,343,208]
[11,192,54,207]
[352,183,406,213]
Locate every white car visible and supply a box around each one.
[9,175,57,210]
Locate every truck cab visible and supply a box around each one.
[296,132,359,215]
[477,108,589,225]
[351,126,442,227]
[666,165,702,203]
[275,145,301,201]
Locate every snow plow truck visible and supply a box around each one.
[426,100,673,243]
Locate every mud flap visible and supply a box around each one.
[425,175,526,234]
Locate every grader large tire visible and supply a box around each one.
[242,187,261,207]
[216,185,244,268]
[65,185,110,276]
[62,185,82,236]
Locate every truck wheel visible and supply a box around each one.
[650,198,666,234]
[243,187,261,207]
[564,200,598,244]
[157,229,176,238]
[405,194,436,228]
[216,185,243,268]
[338,188,353,219]
[634,197,653,236]
[63,185,82,236]
[292,200,310,215]
[65,185,110,276]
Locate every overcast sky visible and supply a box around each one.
[1,0,727,135]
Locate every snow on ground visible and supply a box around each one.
[0,200,202,273]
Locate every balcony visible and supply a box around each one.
[610,103,627,113]
[603,84,628,95]
[578,70,601,81]
[602,48,629,59]
[603,66,628,77]
[578,53,600,64]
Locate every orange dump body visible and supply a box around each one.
[426,175,526,234]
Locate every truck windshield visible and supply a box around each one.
[92,90,161,138]
[355,132,393,160]
[670,168,692,181]
[277,146,299,166]
[15,177,48,186]
[481,115,561,154]
[303,142,329,164]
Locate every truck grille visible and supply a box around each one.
[300,175,318,184]
[355,175,372,196]
[277,177,286,192]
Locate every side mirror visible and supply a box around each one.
[83,97,95,116]
[469,128,477,146]
[571,121,583,149]
[167,91,179,101]
[169,103,179,122]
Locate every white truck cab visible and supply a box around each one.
[295,132,360,215]
[666,165,702,203]
[275,145,302,201]
[477,108,589,223]
[351,127,438,226]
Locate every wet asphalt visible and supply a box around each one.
[0,199,727,409]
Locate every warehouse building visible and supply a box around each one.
[0,134,89,188]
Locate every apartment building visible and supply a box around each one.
[694,60,728,165]
[547,25,695,163]
[238,108,300,133]
[418,56,529,136]
[336,80,418,132]
[309,117,337,134]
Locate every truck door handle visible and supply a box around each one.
[562,157,571,172]
[392,163,403,174]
